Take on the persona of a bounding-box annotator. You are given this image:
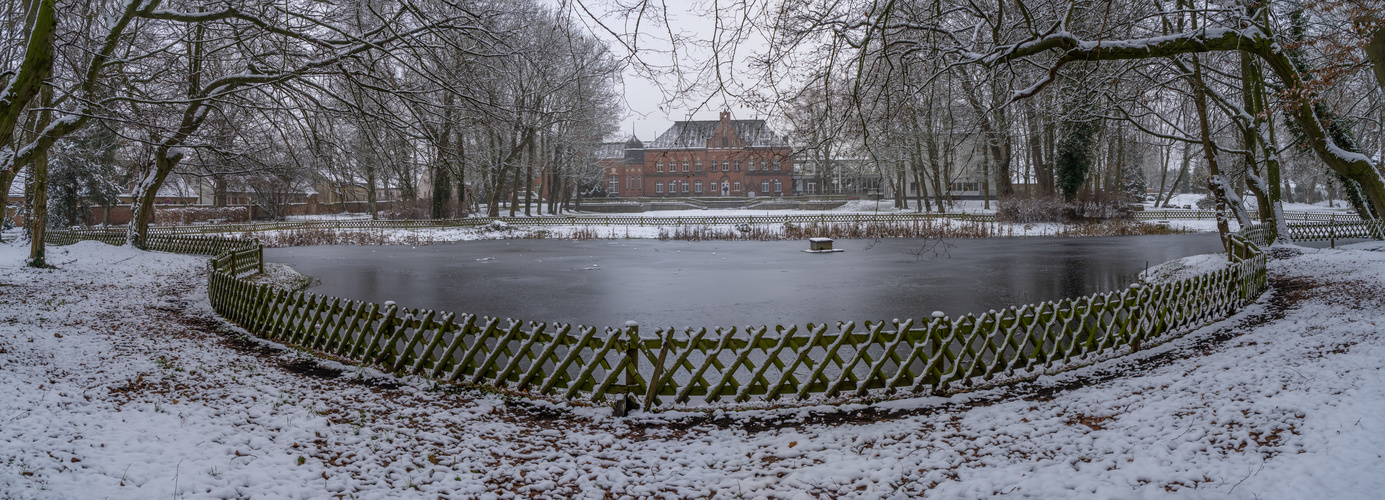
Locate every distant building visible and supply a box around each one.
[605,111,795,197]
[793,157,886,196]
[599,136,646,197]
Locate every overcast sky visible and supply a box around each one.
[559,1,776,143]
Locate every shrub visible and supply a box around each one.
[995,193,1132,223]
[155,206,249,225]
[378,200,432,220]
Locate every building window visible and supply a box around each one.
[692,162,699,173]
[694,161,701,172]
[722,137,728,148]
[721,161,729,172]
[734,181,741,191]
[733,161,740,172]
[629,176,637,189]
[808,181,817,193]
[761,180,769,193]
[681,181,689,193]
[748,160,757,172]
[694,181,703,194]
[773,161,782,172]
[682,162,690,172]
[951,181,980,192]
[760,160,767,171]
[656,181,664,194]
[609,178,619,193]
[656,162,663,172]
[774,179,783,193]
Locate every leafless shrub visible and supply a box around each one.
[995,196,1068,224]
[652,219,1182,241]
[1055,220,1192,237]
[653,220,1000,241]
[379,200,433,220]
[567,227,602,240]
[254,227,436,247]
[997,193,1134,223]
[155,206,249,225]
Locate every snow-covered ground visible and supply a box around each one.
[1149,193,1356,214]
[278,197,1352,241]
[286,199,999,222]
[289,196,1356,222]
[3,236,1384,499]
[250,218,1090,245]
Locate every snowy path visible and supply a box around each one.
[2,239,1383,499]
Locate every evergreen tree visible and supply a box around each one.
[47,127,120,228]
[1122,164,1147,201]
[1055,117,1099,202]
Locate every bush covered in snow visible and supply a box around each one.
[154,206,249,225]
[378,200,433,220]
[252,227,435,247]
[996,194,1133,223]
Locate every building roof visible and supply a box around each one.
[594,142,625,159]
[647,119,789,149]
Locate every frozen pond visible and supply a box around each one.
[266,234,1225,330]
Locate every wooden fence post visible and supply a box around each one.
[1127,283,1144,352]
[613,321,638,417]
[642,329,673,412]
[1330,214,1337,248]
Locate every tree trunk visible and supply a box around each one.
[1189,54,1232,249]
[366,162,378,220]
[1366,26,1385,93]
[981,141,991,209]
[0,0,54,154]
[1155,140,1171,207]
[524,136,534,217]
[1240,52,1283,239]
[26,87,52,267]
[431,97,454,219]
[455,129,467,215]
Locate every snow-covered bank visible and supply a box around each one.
[245,218,1183,247]
[2,237,1383,498]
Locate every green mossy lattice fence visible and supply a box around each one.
[197,233,1264,408]
[59,218,1383,410]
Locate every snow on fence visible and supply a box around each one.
[1281,219,1385,242]
[56,218,1385,411]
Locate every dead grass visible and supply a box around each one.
[252,227,437,247]
[647,220,1185,241]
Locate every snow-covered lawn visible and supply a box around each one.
[3,236,1383,499]
[248,219,1087,245]
[286,199,999,222]
[1149,193,1357,214]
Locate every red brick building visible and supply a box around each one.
[605,111,794,197]
[599,137,646,197]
